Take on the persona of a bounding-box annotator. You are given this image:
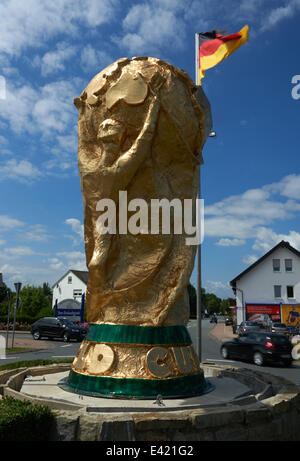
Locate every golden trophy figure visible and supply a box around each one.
[68,57,212,398]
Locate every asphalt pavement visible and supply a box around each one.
[188,319,300,388]
[0,332,80,364]
[1,321,300,389]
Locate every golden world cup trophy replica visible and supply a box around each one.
[67,57,213,398]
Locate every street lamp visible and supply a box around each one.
[11,282,22,349]
[5,290,12,349]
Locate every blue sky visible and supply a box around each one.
[1,0,300,298]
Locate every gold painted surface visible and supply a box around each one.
[72,340,200,379]
[84,343,115,375]
[106,71,148,109]
[75,57,207,328]
[145,347,171,378]
[171,346,194,374]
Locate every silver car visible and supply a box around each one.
[271,323,289,336]
[237,321,261,336]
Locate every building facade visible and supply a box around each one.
[52,270,88,320]
[230,241,300,326]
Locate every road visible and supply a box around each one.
[188,319,300,387]
[0,332,79,364]
[1,321,300,388]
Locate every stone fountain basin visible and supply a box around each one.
[1,362,300,441]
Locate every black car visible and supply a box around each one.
[31,317,87,342]
[225,317,233,326]
[220,331,293,367]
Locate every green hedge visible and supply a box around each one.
[0,397,54,441]
[0,314,42,324]
[0,358,73,372]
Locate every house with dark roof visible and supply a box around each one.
[52,269,88,311]
[230,241,300,325]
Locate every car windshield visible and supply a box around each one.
[245,322,256,326]
[273,324,286,328]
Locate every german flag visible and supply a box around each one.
[198,25,249,85]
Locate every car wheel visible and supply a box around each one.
[253,352,264,366]
[33,331,41,340]
[221,346,230,359]
[63,333,70,342]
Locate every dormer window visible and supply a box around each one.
[272,259,280,272]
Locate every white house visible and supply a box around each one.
[230,241,300,326]
[52,269,88,307]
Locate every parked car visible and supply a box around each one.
[220,331,293,367]
[237,321,261,336]
[271,323,289,336]
[31,317,87,342]
[225,317,233,326]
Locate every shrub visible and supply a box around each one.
[0,397,54,441]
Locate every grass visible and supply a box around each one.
[6,347,33,354]
[0,357,73,371]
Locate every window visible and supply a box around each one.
[68,276,72,284]
[287,286,294,298]
[73,289,82,297]
[272,259,280,272]
[274,285,281,298]
[285,259,293,272]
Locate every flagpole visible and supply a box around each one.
[195,33,202,362]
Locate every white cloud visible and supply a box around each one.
[0,215,24,232]
[38,42,77,77]
[242,254,258,265]
[204,279,232,298]
[0,159,42,183]
[2,246,36,257]
[216,238,246,247]
[48,258,65,271]
[252,227,300,253]
[267,174,300,201]
[22,224,51,242]
[65,218,84,241]
[80,45,112,73]
[0,0,120,57]
[56,250,87,271]
[119,1,186,55]
[260,1,300,31]
[31,80,79,135]
[205,176,300,242]
[0,78,80,151]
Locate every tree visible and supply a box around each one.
[206,293,221,314]
[19,285,52,318]
[0,282,7,304]
[188,283,197,318]
[188,285,208,318]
